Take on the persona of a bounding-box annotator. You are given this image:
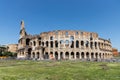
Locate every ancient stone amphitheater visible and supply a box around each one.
[18,21,113,61]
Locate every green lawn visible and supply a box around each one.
[0,60,120,80]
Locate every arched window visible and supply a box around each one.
[65,40,69,47]
[42,42,44,46]
[55,40,58,48]
[50,36,53,40]
[50,41,53,48]
[46,41,48,47]
[26,38,30,45]
[81,41,84,46]
[90,42,93,49]
[71,41,74,48]
[38,37,41,40]
[76,40,79,48]
[33,41,36,46]
[95,42,97,49]
[86,41,89,48]
[70,36,74,42]
[39,41,41,46]
[60,40,64,44]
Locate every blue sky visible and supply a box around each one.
[0,0,120,51]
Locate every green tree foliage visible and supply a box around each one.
[0,51,17,57]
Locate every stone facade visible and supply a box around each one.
[7,44,18,53]
[112,48,119,56]
[17,21,113,60]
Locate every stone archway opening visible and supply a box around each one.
[44,52,49,59]
[91,53,94,59]
[65,52,69,60]
[60,52,63,60]
[55,52,58,60]
[71,52,74,59]
[28,48,32,59]
[76,52,79,59]
[95,53,98,61]
[86,52,89,60]
[37,52,40,59]
[33,52,35,59]
[81,52,84,59]
[99,53,101,59]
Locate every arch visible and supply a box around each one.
[26,38,30,45]
[42,42,44,46]
[103,53,104,59]
[95,42,97,49]
[46,41,49,47]
[91,53,94,59]
[98,42,100,48]
[33,41,36,46]
[50,41,53,48]
[86,52,89,60]
[50,36,53,40]
[28,48,32,59]
[70,36,74,41]
[39,41,41,46]
[105,53,107,59]
[55,40,58,48]
[95,53,98,59]
[90,42,93,49]
[81,41,84,47]
[76,52,79,59]
[81,52,84,59]
[99,53,101,59]
[44,52,49,59]
[71,41,74,48]
[60,52,63,60]
[71,52,74,59]
[37,52,40,59]
[33,52,35,58]
[86,41,89,48]
[60,40,64,44]
[76,40,79,48]
[65,52,69,60]
[55,52,58,60]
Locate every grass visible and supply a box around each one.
[0,60,120,80]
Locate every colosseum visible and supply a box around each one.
[18,21,113,61]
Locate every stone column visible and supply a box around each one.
[74,40,76,49]
[53,52,55,60]
[40,50,44,60]
[84,53,86,59]
[93,53,96,59]
[97,53,99,60]
[58,52,60,60]
[79,52,81,59]
[74,52,76,60]
[31,52,33,59]
[89,53,91,60]
[63,52,65,60]
[69,53,71,60]
[35,52,37,59]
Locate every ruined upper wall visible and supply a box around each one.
[39,30,98,40]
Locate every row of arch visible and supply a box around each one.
[27,51,112,60]
[29,40,111,50]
